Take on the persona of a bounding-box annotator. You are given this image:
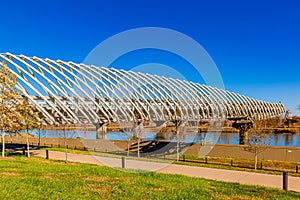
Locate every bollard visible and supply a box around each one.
[283,171,288,192]
[296,165,298,173]
[260,162,263,170]
[122,156,125,168]
[205,157,208,164]
[46,150,49,160]
[231,159,233,166]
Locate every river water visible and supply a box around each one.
[29,130,300,147]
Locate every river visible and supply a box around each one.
[29,130,300,147]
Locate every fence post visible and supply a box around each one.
[283,171,288,192]
[46,150,49,159]
[122,156,125,168]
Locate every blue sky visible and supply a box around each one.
[0,0,299,115]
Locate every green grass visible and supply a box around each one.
[0,157,299,199]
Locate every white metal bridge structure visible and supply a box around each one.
[0,53,285,134]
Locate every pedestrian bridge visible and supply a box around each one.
[0,53,285,125]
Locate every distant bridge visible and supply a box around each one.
[0,53,285,126]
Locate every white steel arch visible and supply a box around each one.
[0,53,285,125]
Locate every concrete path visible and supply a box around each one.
[32,150,300,192]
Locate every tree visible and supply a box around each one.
[244,132,270,170]
[18,100,42,157]
[240,119,272,170]
[0,61,23,157]
[0,61,41,157]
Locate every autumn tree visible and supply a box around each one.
[0,61,22,157]
[0,61,41,157]
[18,100,42,157]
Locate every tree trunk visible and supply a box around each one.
[176,139,179,161]
[2,129,5,157]
[26,128,30,158]
[9,133,12,143]
[137,138,140,158]
[254,152,258,170]
[127,138,130,157]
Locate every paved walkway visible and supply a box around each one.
[32,150,300,192]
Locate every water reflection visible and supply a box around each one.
[29,130,300,147]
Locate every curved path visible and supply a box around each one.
[32,150,300,192]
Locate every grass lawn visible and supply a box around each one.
[0,156,299,199]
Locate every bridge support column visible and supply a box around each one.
[155,121,168,140]
[232,121,253,145]
[96,123,107,140]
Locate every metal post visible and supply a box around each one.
[46,150,49,159]
[283,171,288,191]
[122,156,125,168]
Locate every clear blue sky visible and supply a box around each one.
[0,0,299,115]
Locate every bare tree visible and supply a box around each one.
[122,125,135,157]
[244,132,270,170]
